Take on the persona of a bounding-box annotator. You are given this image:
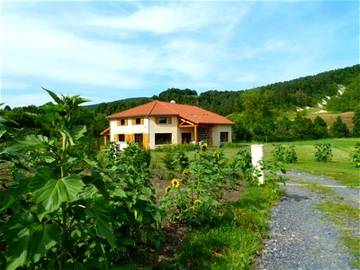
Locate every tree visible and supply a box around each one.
[273,116,293,141]
[233,120,252,141]
[330,116,349,137]
[290,115,316,140]
[313,116,328,139]
[352,107,360,137]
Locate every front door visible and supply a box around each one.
[181,132,192,143]
[134,133,143,146]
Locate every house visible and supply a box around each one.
[102,100,233,149]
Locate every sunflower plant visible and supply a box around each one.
[0,90,161,270]
[161,148,237,227]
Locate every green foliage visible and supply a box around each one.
[0,90,161,269]
[161,149,235,227]
[165,185,282,270]
[313,116,329,139]
[284,145,298,163]
[91,65,359,119]
[314,143,333,162]
[163,151,189,175]
[353,107,360,137]
[351,143,360,168]
[272,143,298,163]
[327,75,360,112]
[330,116,350,138]
[272,144,286,161]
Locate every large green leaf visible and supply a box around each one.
[86,201,117,248]
[43,87,62,104]
[6,223,59,270]
[33,175,84,216]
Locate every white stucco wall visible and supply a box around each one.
[109,118,149,142]
[148,116,179,149]
[211,125,232,146]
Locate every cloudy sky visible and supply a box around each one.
[0,1,358,107]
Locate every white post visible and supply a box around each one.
[251,144,264,184]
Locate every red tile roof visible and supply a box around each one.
[107,100,233,125]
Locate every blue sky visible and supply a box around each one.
[1,1,359,107]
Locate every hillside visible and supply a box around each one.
[90,64,360,117]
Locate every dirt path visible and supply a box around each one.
[255,170,359,270]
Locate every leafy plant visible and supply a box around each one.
[161,149,236,227]
[314,143,333,162]
[351,143,360,168]
[272,144,286,162]
[0,90,161,270]
[284,145,298,163]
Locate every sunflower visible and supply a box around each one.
[194,199,202,205]
[171,178,180,188]
[164,186,172,193]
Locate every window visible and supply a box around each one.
[118,134,125,142]
[135,118,141,125]
[159,116,168,124]
[155,133,172,145]
[117,119,127,126]
[220,132,228,143]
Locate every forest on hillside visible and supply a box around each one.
[2,64,360,143]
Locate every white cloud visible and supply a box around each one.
[1,2,251,93]
[0,78,28,90]
[87,3,244,34]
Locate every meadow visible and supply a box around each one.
[264,138,360,187]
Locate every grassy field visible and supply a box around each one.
[263,138,360,187]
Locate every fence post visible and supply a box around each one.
[251,144,264,184]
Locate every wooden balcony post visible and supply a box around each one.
[194,125,198,144]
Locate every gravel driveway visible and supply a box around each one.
[255,170,359,270]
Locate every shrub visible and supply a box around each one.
[163,150,189,174]
[232,148,256,183]
[314,143,333,162]
[272,144,286,161]
[284,145,298,163]
[351,143,360,168]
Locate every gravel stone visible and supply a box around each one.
[255,182,357,270]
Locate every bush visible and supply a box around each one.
[314,143,333,162]
[272,144,297,163]
[162,150,189,176]
[272,144,286,162]
[284,145,298,163]
[351,143,360,168]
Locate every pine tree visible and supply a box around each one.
[330,116,349,138]
[313,116,328,139]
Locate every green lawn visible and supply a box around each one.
[263,138,360,187]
